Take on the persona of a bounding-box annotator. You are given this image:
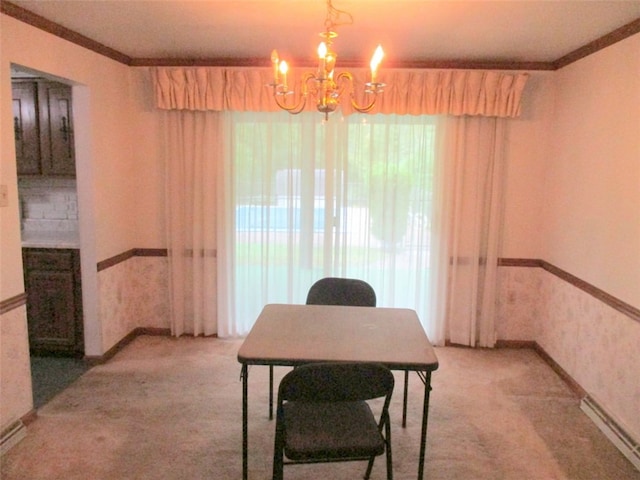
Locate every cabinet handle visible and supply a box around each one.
[61,116,69,142]
[14,116,22,141]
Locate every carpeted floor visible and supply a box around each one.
[2,335,638,480]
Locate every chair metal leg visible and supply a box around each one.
[272,404,284,480]
[364,456,375,479]
[272,444,284,479]
[385,413,393,480]
[365,413,393,480]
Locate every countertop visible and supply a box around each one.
[21,230,80,249]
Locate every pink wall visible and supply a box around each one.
[542,34,640,309]
[501,72,555,260]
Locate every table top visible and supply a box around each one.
[237,304,439,371]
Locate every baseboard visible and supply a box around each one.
[495,340,536,349]
[85,327,172,365]
[136,327,172,336]
[531,342,586,398]
[581,396,640,471]
[21,409,37,426]
[1,420,26,455]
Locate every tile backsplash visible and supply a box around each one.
[18,177,78,233]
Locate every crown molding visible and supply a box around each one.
[552,17,640,69]
[1,0,132,65]
[1,0,638,71]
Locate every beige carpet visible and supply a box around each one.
[1,335,638,480]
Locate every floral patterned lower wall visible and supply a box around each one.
[498,265,640,445]
[98,256,170,352]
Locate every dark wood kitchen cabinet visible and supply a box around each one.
[23,248,84,356]
[12,79,75,177]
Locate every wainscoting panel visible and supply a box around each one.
[98,254,169,352]
[496,265,543,341]
[537,268,640,445]
[497,262,640,449]
[0,305,33,438]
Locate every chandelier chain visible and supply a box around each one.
[324,0,353,32]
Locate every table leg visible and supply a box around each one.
[418,370,432,480]
[241,364,248,480]
[269,365,274,420]
[402,370,409,428]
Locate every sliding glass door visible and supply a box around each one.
[225,111,439,335]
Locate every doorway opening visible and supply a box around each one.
[11,64,91,407]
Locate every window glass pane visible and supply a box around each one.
[229,111,438,332]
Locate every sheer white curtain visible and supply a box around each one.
[440,116,506,347]
[162,111,506,346]
[216,112,448,342]
[162,110,221,336]
[162,110,506,345]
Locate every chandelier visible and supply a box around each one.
[269,0,385,120]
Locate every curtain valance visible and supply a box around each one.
[151,67,529,118]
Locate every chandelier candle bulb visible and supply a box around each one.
[318,42,327,79]
[279,60,288,92]
[370,45,384,83]
[271,50,280,84]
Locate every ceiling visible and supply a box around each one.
[5,0,640,68]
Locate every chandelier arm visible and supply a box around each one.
[335,72,380,113]
[335,71,353,99]
[273,92,307,114]
[350,94,378,113]
[272,73,316,115]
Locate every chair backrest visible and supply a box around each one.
[278,362,394,403]
[305,277,376,307]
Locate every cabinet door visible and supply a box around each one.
[12,82,42,175]
[23,249,84,356]
[39,82,75,176]
[26,269,79,351]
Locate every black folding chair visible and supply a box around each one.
[268,277,378,419]
[273,362,394,480]
[269,277,411,427]
[305,277,377,306]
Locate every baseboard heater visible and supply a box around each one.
[0,420,26,455]
[580,395,640,471]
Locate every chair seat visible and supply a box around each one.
[283,401,384,461]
